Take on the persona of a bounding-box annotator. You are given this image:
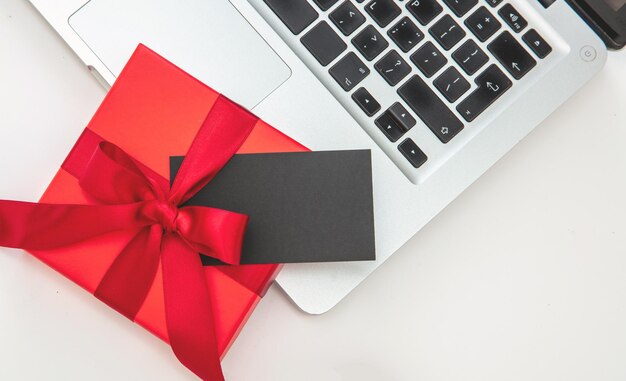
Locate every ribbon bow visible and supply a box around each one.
[0,96,261,380]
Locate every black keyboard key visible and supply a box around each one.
[399,139,428,168]
[406,0,443,26]
[376,112,405,142]
[498,4,527,33]
[433,67,471,102]
[301,21,347,66]
[329,52,370,91]
[410,41,447,77]
[452,40,489,75]
[465,6,501,42]
[330,1,366,36]
[352,25,389,61]
[488,31,536,79]
[352,87,381,116]
[523,29,552,58]
[456,64,512,121]
[312,0,339,11]
[430,15,466,50]
[375,50,412,86]
[485,0,502,7]
[388,17,424,52]
[388,102,417,130]
[264,0,318,35]
[398,75,464,143]
[365,0,402,27]
[443,0,478,17]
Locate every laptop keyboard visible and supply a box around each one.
[263,0,552,175]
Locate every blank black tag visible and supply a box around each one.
[170,150,375,265]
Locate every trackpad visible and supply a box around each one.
[69,0,291,108]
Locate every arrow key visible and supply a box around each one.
[488,31,536,80]
[376,112,405,142]
[352,87,381,116]
[398,138,428,168]
[388,102,416,130]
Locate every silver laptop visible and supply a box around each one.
[28,0,622,314]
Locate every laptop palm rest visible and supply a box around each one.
[69,0,291,109]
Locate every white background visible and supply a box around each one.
[1,1,625,380]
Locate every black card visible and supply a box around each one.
[170,150,375,265]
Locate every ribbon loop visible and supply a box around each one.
[79,142,163,204]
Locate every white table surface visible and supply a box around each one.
[1,1,625,380]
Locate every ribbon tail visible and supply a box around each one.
[0,200,152,250]
[79,141,168,204]
[95,224,163,320]
[161,235,224,381]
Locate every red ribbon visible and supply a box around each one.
[0,95,261,380]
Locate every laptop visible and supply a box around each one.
[28,0,624,314]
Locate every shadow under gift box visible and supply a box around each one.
[29,44,308,357]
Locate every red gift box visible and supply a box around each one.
[6,45,307,378]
